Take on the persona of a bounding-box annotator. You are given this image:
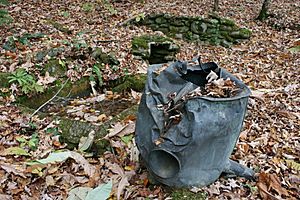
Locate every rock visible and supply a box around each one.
[176,26,190,33]
[131,34,179,64]
[35,50,48,62]
[174,34,183,39]
[48,47,65,57]
[18,77,91,109]
[59,105,138,154]
[229,28,251,39]
[191,21,201,34]
[220,25,233,31]
[221,39,232,48]
[47,20,72,34]
[43,59,66,77]
[91,48,120,65]
[220,18,235,26]
[200,23,208,33]
[170,18,185,26]
[112,74,147,93]
[132,13,251,47]
[157,27,169,33]
[191,34,200,40]
[155,17,167,24]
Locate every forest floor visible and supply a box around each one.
[0,0,299,199]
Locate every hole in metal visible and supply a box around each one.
[148,149,180,179]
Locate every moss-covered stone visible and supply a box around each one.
[59,104,138,153]
[230,28,252,39]
[47,20,72,34]
[132,34,180,64]
[43,59,66,77]
[155,17,167,24]
[17,77,91,109]
[112,74,146,93]
[0,72,10,88]
[132,13,251,47]
[91,48,120,65]
[220,18,236,26]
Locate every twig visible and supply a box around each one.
[30,78,70,118]
[118,15,138,26]
[96,39,119,43]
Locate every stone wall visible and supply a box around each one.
[131,34,180,64]
[136,13,251,47]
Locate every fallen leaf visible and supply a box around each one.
[2,147,31,156]
[67,187,92,200]
[85,181,112,200]
[78,130,95,152]
[257,172,289,199]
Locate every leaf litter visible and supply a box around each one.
[0,0,299,199]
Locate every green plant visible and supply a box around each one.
[8,69,44,94]
[16,133,39,151]
[82,2,94,12]
[0,9,13,26]
[0,0,9,5]
[61,11,70,17]
[92,65,103,87]
[102,0,117,15]
[135,13,145,22]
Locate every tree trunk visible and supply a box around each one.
[257,0,271,21]
[213,0,219,12]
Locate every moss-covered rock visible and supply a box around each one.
[59,104,138,153]
[112,74,147,93]
[0,72,10,88]
[132,13,251,47]
[43,59,66,77]
[47,20,72,34]
[91,48,119,65]
[131,34,179,64]
[17,77,91,109]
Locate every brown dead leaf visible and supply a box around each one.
[257,172,289,200]
[37,72,56,85]
[0,163,26,178]
[4,51,17,59]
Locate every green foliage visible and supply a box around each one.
[82,2,94,12]
[16,133,39,151]
[3,33,45,51]
[0,9,13,26]
[90,65,103,87]
[61,11,70,17]
[135,13,145,22]
[8,69,44,94]
[72,34,88,49]
[171,189,207,200]
[132,34,172,49]
[102,0,117,15]
[0,0,9,5]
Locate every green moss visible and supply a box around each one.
[220,18,235,26]
[112,74,146,93]
[0,72,10,88]
[43,59,66,77]
[239,28,252,38]
[46,20,71,34]
[132,35,172,50]
[17,77,91,109]
[170,189,207,200]
[289,45,300,53]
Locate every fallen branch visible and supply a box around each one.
[118,15,138,26]
[30,78,70,118]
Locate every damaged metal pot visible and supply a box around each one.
[135,58,255,187]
